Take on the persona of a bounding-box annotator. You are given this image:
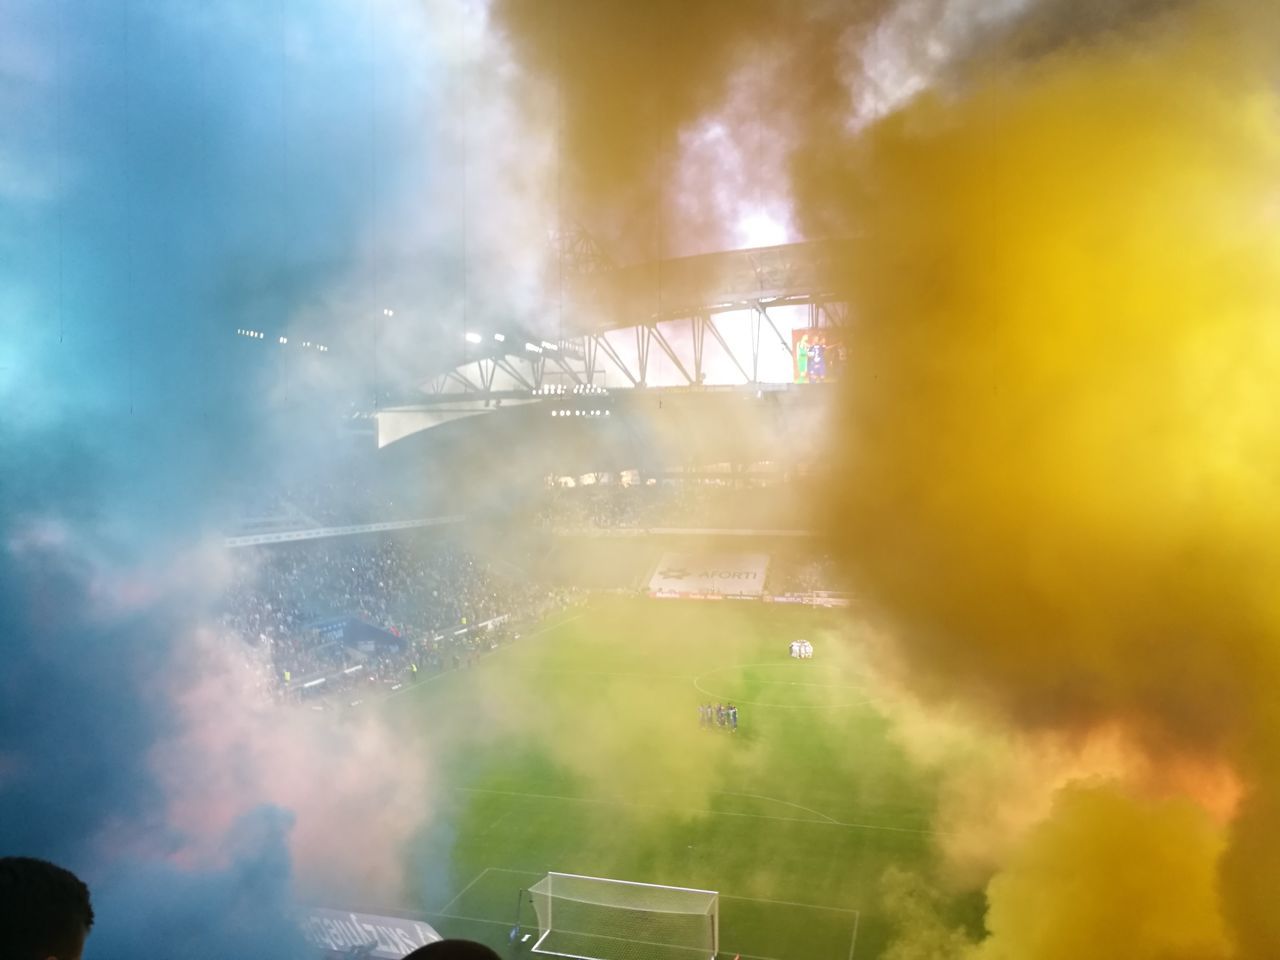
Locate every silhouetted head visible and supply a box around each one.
[404,940,501,959]
[0,857,95,960]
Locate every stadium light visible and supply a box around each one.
[493,333,505,342]
[383,308,395,317]
[525,342,543,354]
[541,340,558,351]
[279,336,288,345]
[464,332,482,344]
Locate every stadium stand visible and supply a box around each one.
[222,534,578,700]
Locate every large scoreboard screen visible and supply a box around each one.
[792,327,846,383]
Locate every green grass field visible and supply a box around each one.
[378,597,965,959]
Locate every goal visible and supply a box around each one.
[527,872,719,960]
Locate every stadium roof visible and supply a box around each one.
[377,237,856,447]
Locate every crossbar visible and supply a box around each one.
[546,872,718,898]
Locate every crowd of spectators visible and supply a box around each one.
[222,534,574,700]
[537,480,806,531]
[228,475,436,535]
[765,553,842,595]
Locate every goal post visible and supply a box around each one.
[528,872,719,960]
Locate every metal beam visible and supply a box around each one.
[445,369,480,393]
[647,323,695,385]
[634,326,651,385]
[548,350,585,385]
[692,315,706,384]
[704,314,753,384]
[750,309,761,382]
[582,335,599,384]
[754,303,792,354]
[593,334,639,387]
[493,356,535,391]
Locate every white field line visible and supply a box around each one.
[847,910,861,960]
[427,907,780,960]
[457,786,940,837]
[434,867,492,916]
[377,612,586,703]
[718,893,859,916]
[428,911,509,926]
[476,807,516,837]
[696,661,878,685]
[692,660,886,710]
[483,867,860,916]
[505,668,699,681]
[713,791,840,825]
[526,925,726,958]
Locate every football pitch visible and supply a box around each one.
[378,597,964,959]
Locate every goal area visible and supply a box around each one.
[528,871,719,960]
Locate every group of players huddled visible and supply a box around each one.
[699,702,738,731]
[789,639,814,659]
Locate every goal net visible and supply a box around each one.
[528,872,719,960]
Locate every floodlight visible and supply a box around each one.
[465,332,482,344]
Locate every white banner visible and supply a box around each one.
[648,552,771,597]
[299,907,442,957]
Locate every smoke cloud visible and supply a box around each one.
[809,0,1280,956]
[491,0,1280,952]
[0,1,473,954]
[9,0,1280,956]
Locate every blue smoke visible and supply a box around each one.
[0,1,446,955]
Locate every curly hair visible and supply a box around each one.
[0,857,94,960]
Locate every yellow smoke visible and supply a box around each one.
[974,787,1231,960]
[813,2,1280,956]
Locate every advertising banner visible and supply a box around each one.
[648,553,771,597]
[300,907,442,958]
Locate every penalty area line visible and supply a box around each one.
[433,867,492,916]
[712,791,840,825]
[456,787,941,837]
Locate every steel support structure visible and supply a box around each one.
[593,333,639,387]
[414,291,852,406]
[646,323,695,386]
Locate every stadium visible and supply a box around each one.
[230,237,889,958]
[5,2,1280,960]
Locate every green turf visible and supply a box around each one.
[378,597,958,959]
